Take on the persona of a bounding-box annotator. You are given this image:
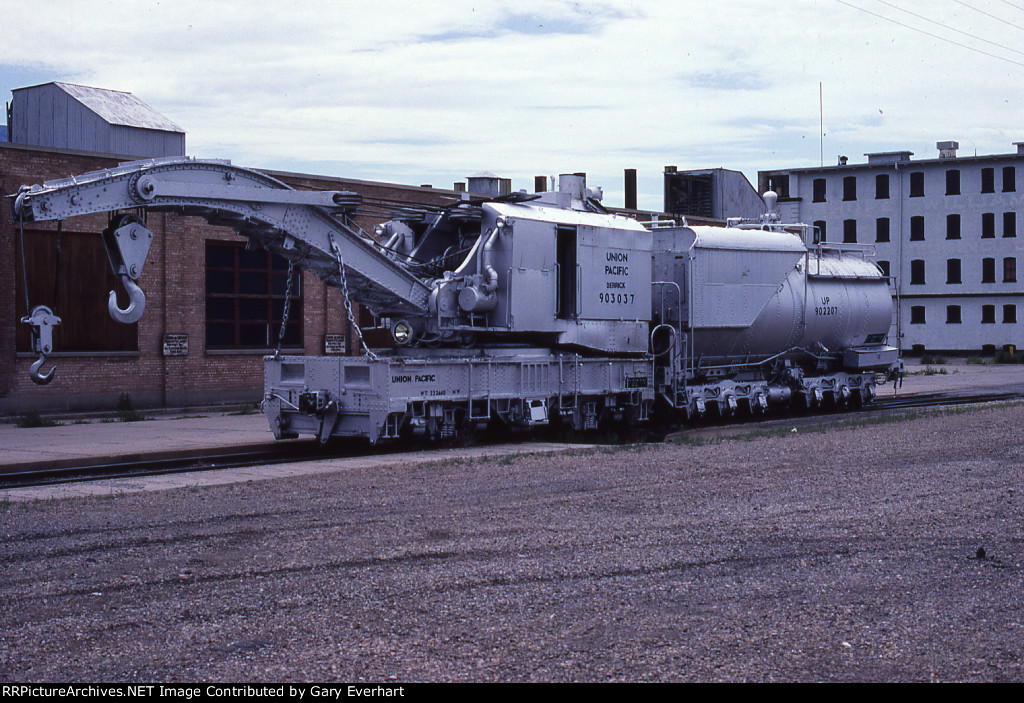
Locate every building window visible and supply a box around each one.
[767,174,790,198]
[910,216,925,241]
[982,168,995,193]
[910,306,926,324]
[813,178,826,202]
[877,260,890,278]
[1004,212,1017,238]
[911,259,925,284]
[946,305,962,324]
[875,217,890,242]
[813,220,827,243]
[843,176,857,201]
[946,214,961,239]
[982,212,995,238]
[1005,304,1018,324]
[982,305,996,324]
[1005,257,1017,283]
[910,171,925,197]
[875,174,889,199]
[1003,166,1016,192]
[205,241,303,350]
[982,258,996,283]
[946,169,960,195]
[946,259,962,284]
[843,219,857,243]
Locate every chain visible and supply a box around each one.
[273,259,295,360]
[331,240,378,361]
[17,209,31,315]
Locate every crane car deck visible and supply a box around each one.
[264,349,654,444]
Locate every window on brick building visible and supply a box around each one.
[813,220,827,243]
[1005,304,1018,324]
[1004,211,1016,238]
[946,305,962,324]
[982,305,995,324]
[843,219,857,243]
[911,259,925,284]
[981,168,995,193]
[876,217,890,242]
[1003,166,1016,192]
[910,171,924,197]
[205,241,303,350]
[982,258,996,283]
[877,260,890,278]
[910,306,926,324]
[910,216,925,240]
[946,169,960,195]
[982,212,995,238]
[946,259,961,284]
[15,228,138,354]
[875,174,889,199]
[946,213,961,239]
[813,178,826,202]
[843,176,857,201]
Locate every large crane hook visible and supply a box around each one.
[108,273,147,324]
[102,215,153,325]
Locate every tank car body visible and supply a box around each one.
[649,214,898,419]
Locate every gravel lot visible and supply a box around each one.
[1,402,1022,683]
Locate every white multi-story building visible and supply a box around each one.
[760,142,1024,355]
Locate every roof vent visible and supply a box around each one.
[937,140,959,158]
[838,155,848,166]
[466,171,511,197]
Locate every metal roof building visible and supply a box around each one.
[9,82,185,157]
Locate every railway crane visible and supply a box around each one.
[10,157,901,443]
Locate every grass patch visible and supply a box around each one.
[115,393,147,422]
[920,353,948,365]
[995,350,1024,364]
[14,410,61,428]
[966,357,989,365]
[923,366,949,376]
[231,403,259,415]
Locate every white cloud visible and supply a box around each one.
[2,0,1022,209]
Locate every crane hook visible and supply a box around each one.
[108,274,146,324]
[21,305,61,386]
[29,353,56,385]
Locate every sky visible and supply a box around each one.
[2,0,1023,211]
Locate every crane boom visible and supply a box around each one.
[10,156,432,316]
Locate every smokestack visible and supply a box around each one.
[624,168,637,210]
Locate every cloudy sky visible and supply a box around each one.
[2,0,1022,210]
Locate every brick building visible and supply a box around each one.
[1,84,462,415]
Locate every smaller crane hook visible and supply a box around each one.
[29,353,56,385]
[21,305,61,386]
[108,274,146,324]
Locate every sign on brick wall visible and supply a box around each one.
[324,334,347,355]
[162,334,189,356]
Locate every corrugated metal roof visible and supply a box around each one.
[52,82,183,133]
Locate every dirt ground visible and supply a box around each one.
[1,402,1022,682]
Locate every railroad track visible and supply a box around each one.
[3,389,1021,490]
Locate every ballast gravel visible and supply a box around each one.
[1,403,1022,683]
